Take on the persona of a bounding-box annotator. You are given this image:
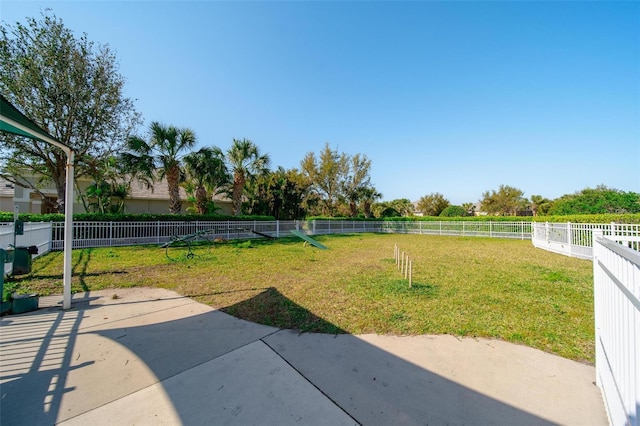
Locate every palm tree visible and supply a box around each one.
[183,147,229,214]
[125,122,196,214]
[225,138,270,216]
[359,187,382,218]
[530,195,551,216]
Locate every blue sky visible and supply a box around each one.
[2,1,639,204]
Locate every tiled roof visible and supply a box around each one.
[128,178,231,203]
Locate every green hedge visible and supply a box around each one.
[306,214,640,224]
[0,212,275,222]
[306,216,532,222]
[3,211,639,224]
[531,213,640,224]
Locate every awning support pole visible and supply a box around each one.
[62,150,74,309]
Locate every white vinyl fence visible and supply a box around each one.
[49,220,533,250]
[12,218,640,425]
[0,222,52,275]
[593,231,640,426]
[532,222,640,260]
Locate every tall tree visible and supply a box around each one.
[301,143,349,216]
[0,12,140,212]
[225,138,271,216]
[183,146,229,214]
[341,153,372,217]
[530,195,552,216]
[417,193,450,216]
[392,198,416,217]
[480,185,526,216]
[125,122,196,214]
[245,167,311,220]
[359,187,382,218]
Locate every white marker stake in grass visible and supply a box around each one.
[395,244,398,266]
[405,255,409,279]
[401,251,404,272]
[409,260,412,288]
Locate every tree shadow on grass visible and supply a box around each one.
[220,287,346,334]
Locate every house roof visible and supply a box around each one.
[128,178,231,204]
[129,178,188,201]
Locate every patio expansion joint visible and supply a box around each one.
[55,325,283,425]
[261,331,362,426]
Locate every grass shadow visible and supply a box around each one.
[221,287,346,334]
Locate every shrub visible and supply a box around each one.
[0,212,275,222]
[439,206,468,217]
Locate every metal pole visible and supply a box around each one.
[13,205,18,249]
[62,150,74,309]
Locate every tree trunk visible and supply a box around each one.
[232,173,245,216]
[54,160,67,213]
[167,165,182,214]
[349,201,357,217]
[195,185,208,215]
[363,201,372,218]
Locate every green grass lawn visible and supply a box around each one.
[10,233,595,362]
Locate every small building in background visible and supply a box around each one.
[0,176,233,216]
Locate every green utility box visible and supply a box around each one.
[11,293,39,314]
[12,246,38,276]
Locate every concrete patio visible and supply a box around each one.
[0,287,607,425]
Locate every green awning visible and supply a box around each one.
[0,94,69,149]
[0,93,75,309]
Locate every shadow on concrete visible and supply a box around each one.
[0,288,559,425]
[0,298,101,425]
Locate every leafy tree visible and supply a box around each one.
[80,155,152,214]
[301,143,378,217]
[530,195,552,216]
[301,143,349,216]
[392,198,416,217]
[480,185,526,216]
[341,154,372,217]
[439,205,468,217]
[183,147,229,215]
[0,12,140,212]
[225,138,271,216]
[417,193,450,216]
[125,122,196,214]
[548,186,640,215]
[373,198,413,218]
[245,167,311,220]
[379,207,401,218]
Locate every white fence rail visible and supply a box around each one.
[49,220,534,250]
[593,231,640,426]
[532,222,640,260]
[1,222,52,275]
[14,218,640,425]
